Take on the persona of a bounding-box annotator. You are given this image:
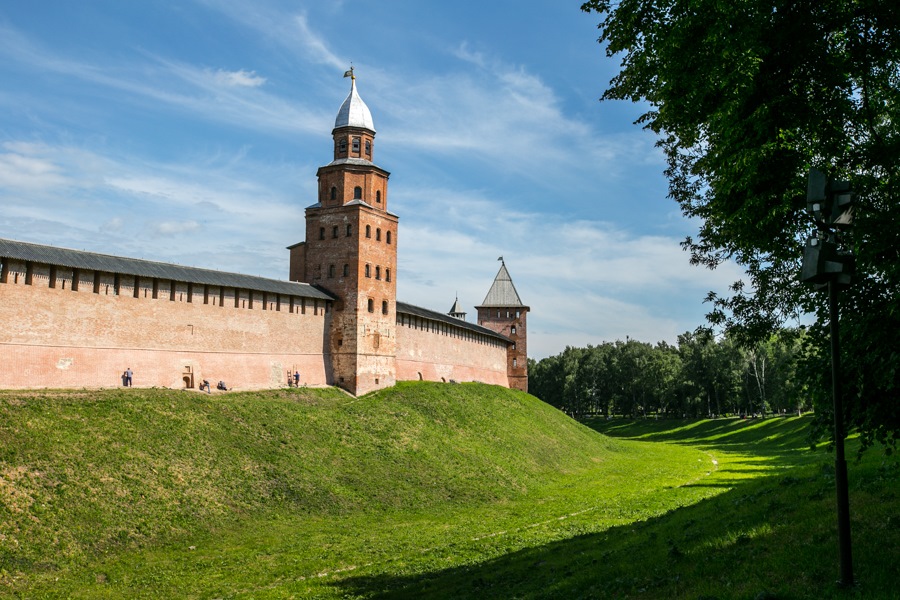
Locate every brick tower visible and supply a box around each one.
[288,70,398,395]
[476,259,529,392]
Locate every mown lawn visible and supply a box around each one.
[1,384,896,598]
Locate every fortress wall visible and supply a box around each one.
[0,262,330,390]
[395,320,509,387]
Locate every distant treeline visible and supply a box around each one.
[529,329,809,419]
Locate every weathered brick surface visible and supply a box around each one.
[477,307,529,392]
[396,323,508,386]
[0,272,329,389]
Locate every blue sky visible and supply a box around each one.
[0,0,745,359]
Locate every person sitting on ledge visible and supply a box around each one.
[200,380,211,393]
[216,381,228,391]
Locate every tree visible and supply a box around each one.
[582,0,900,452]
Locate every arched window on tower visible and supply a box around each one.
[382,300,388,315]
[375,266,381,280]
[330,186,337,200]
[367,298,374,313]
[332,226,339,239]
[376,228,381,241]
[385,268,391,282]
[386,231,392,244]
[365,225,371,238]
[343,264,349,277]
[365,140,371,156]
[328,264,335,278]
[376,190,381,204]
[346,224,352,236]
[354,186,362,200]
[339,139,347,154]
[365,264,371,278]
[352,137,360,153]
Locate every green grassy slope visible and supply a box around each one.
[0,383,707,596]
[1,384,896,599]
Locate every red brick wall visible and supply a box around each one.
[0,262,330,390]
[0,261,524,394]
[395,320,509,386]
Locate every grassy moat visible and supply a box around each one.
[1,383,896,598]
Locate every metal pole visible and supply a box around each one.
[829,279,854,587]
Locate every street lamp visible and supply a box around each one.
[800,167,855,587]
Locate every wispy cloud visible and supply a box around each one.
[213,69,267,87]
[193,2,346,69]
[153,220,201,235]
[394,184,743,357]
[0,140,311,272]
[0,23,327,138]
[371,48,660,193]
[292,13,345,69]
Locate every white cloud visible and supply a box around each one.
[0,146,69,190]
[213,69,267,88]
[371,52,660,194]
[292,13,345,69]
[103,217,124,232]
[0,140,311,272]
[153,220,200,235]
[394,184,743,358]
[0,24,327,138]
[192,2,346,70]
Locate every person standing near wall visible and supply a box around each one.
[125,368,133,387]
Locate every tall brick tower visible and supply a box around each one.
[288,70,398,395]
[476,259,529,392]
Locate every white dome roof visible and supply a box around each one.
[334,78,375,132]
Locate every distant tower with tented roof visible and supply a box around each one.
[476,258,529,392]
[448,296,466,321]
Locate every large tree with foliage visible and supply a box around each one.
[582,0,900,452]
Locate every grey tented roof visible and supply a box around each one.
[397,301,510,343]
[0,238,333,300]
[448,297,465,315]
[478,261,525,307]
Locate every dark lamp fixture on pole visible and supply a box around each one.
[799,167,855,588]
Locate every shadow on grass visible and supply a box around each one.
[331,454,897,600]
[584,415,813,454]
